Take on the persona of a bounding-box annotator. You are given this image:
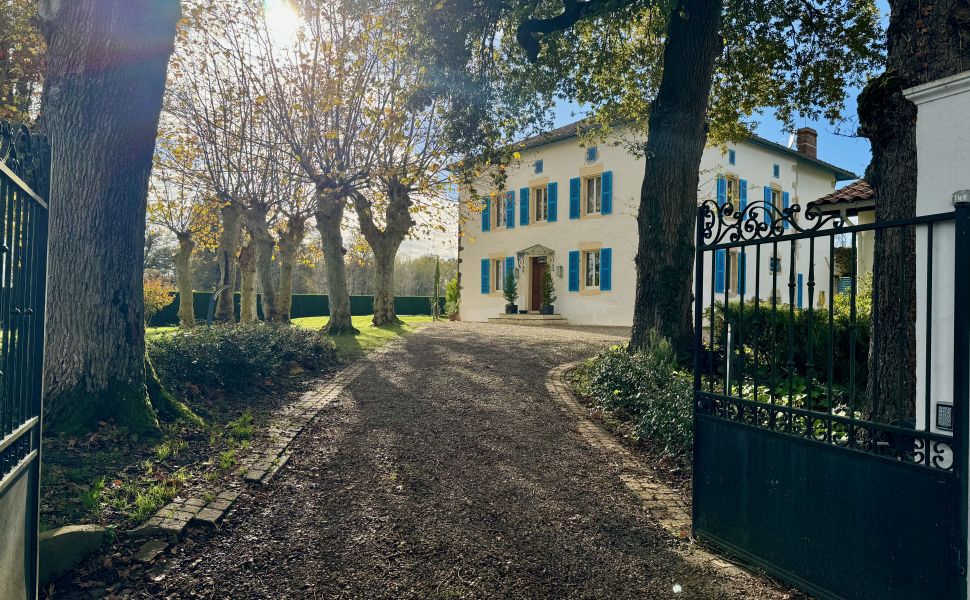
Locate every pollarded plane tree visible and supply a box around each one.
[166,0,289,324]
[255,0,391,335]
[350,5,454,326]
[148,132,220,326]
[421,0,881,360]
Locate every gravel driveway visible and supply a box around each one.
[134,322,794,599]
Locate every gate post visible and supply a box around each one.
[955,193,970,589]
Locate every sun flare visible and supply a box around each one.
[264,0,302,46]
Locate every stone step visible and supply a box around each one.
[487,314,569,326]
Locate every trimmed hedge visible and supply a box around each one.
[150,292,446,326]
[149,323,339,393]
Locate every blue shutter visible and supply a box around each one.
[716,175,727,206]
[519,187,529,226]
[601,171,613,215]
[763,187,773,224]
[568,251,580,292]
[739,179,748,213]
[482,197,490,232]
[481,259,489,294]
[782,191,791,230]
[505,257,515,293]
[797,273,804,308]
[548,182,558,222]
[600,248,612,291]
[715,249,726,293]
[505,191,515,229]
[738,252,746,295]
[569,177,581,219]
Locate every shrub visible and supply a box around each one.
[503,268,518,305]
[572,332,693,461]
[711,273,872,403]
[149,323,339,392]
[541,266,556,305]
[144,277,173,325]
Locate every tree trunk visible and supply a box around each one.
[247,206,282,322]
[238,241,258,323]
[353,180,414,326]
[315,191,357,334]
[38,0,180,434]
[372,244,401,326]
[629,0,723,360]
[857,0,970,423]
[214,202,242,323]
[277,215,307,323]
[175,232,195,327]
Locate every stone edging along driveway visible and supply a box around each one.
[545,361,781,588]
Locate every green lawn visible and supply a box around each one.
[146,315,433,360]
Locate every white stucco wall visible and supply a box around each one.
[906,71,970,434]
[457,126,844,325]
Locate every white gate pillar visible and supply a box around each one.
[905,69,970,595]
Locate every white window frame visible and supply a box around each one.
[584,175,602,215]
[534,186,548,222]
[583,249,601,289]
[494,195,506,229]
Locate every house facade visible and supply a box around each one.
[457,122,856,326]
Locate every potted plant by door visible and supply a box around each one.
[540,267,556,315]
[504,268,518,314]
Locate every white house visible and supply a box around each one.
[456,121,857,326]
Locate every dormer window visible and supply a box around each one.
[534,159,543,174]
[585,146,598,163]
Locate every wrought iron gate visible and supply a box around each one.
[0,122,50,600]
[692,195,968,600]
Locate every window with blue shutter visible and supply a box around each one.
[715,249,726,293]
[773,164,780,178]
[569,178,581,219]
[763,187,773,224]
[548,182,558,222]
[481,197,490,232]
[568,251,580,291]
[716,175,727,206]
[505,191,515,229]
[738,252,746,295]
[534,160,543,174]
[739,179,748,212]
[782,191,791,230]
[519,187,530,226]
[797,273,804,308]
[728,149,736,165]
[481,259,489,294]
[600,248,612,291]
[601,171,613,215]
[585,147,598,162]
[505,257,515,290]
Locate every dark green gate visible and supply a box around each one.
[0,122,50,600]
[692,195,967,599]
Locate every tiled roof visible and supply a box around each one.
[809,180,874,210]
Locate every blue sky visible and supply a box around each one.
[550,0,890,182]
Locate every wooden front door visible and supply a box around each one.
[530,258,546,310]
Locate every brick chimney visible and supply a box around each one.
[795,127,817,159]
